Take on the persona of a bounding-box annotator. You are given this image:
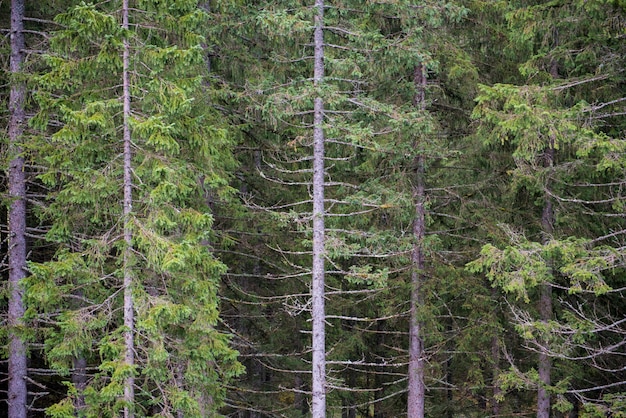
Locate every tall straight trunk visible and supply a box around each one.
[407,63,426,418]
[122,1,135,416]
[537,141,555,418]
[7,0,28,417]
[537,284,552,418]
[537,34,559,417]
[491,287,501,418]
[311,0,326,416]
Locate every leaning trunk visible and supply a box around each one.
[8,0,28,416]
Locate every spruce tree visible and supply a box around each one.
[27,1,243,415]
[467,0,626,414]
[213,1,470,415]
[7,0,28,416]
[311,0,327,415]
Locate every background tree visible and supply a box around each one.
[468,0,626,415]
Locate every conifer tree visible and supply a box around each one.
[212,1,471,415]
[121,0,134,415]
[27,1,243,415]
[408,63,427,418]
[7,0,28,416]
[311,0,327,415]
[467,0,626,414]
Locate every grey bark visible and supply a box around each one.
[122,1,135,416]
[8,0,28,416]
[311,0,326,416]
[407,63,427,418]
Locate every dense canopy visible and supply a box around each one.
[1,0,625,417]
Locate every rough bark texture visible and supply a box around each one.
[407,63,426,418]
[311,0,326,416]
[122,0,135,416]
[537,142,555,418]
[8,0,28,416]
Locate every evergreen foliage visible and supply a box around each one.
[23,0,243,415]
[1,0,624,416]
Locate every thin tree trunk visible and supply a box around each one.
[342,367,356,418]
[491,288,501,418]
[294,374,307,416]
[408,63,427,418]
[373,320,385,418]
[70,264,87,414]
[8,0,28,416]
[537,141,555,418]
[122,0,135,416]
[311,0,326,416]
[72,356,87,413]
[537,31,559,417]
[537,284,552,418]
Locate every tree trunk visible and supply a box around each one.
[373,320,385,418]
[8,0,28,416]
[311,0,326,417]
[408,63,427,418]
[537,142,555,418]
[294,374,307,416]
[491,287,501,418]
[122,1,135,416]
[72,356,87,413]
[537,284,552,418]
[537,30,559,416]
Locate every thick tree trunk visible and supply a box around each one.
[408,63,427,418]
[8,0,28,417]
[311,0,326,416]
[122,1,135,416]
